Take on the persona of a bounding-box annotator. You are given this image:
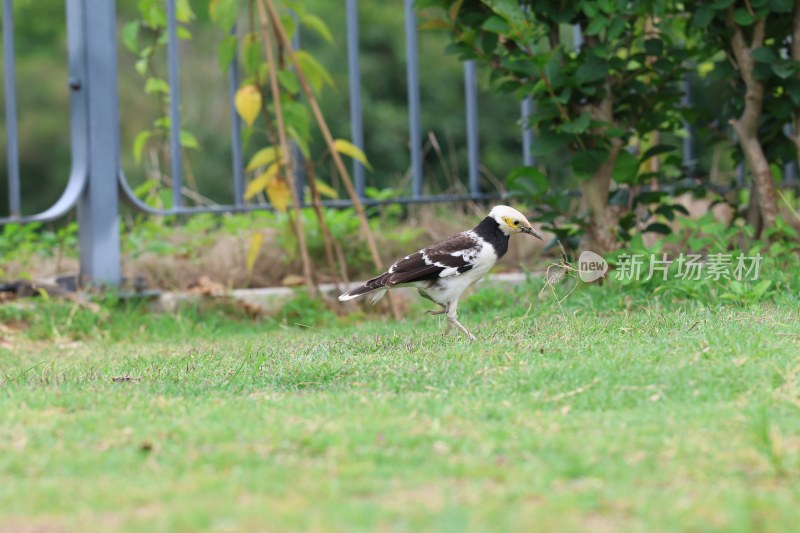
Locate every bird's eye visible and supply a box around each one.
[512,220,520,226]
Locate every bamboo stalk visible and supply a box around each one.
[262,0,401,319]
[307,168,343,295]
[305,160,351,287]
[255,0,318,297]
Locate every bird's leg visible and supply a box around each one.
[426,304,446,316]
[446,299,476,341]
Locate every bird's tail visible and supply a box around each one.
[338,275,389,303]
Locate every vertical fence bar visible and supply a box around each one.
[783,124,796,188]
[166,0,183,209]
[346,0,366,197]
[785,161,796,188]
[2,0,21,217]
[228,26,245,209]
[573,25,584,50]
[521,96,534,166]
[290,11,305,205]
[681,77,696,174]
[404,0,423,198]
[79,0,120,285]
[464,60,480,195]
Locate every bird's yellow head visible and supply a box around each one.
[489,205,543,240]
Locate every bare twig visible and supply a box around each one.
[305,160,346,294]
[255,1,318,297]
[262,0,401,318]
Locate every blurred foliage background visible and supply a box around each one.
[0,0,529,216]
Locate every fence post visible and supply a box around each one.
[346,0,366,197]
[404,0,423,198]
[77,0,121,286]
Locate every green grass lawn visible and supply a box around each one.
[1,282,799,532]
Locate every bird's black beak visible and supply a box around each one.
[521,226,543,240]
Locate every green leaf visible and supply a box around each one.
[644,39,663,56]
[180,130,199,150]
[218,35,237,72]
[640,144,677,161]
[585,17,606,36]
[612,149,639,184]
[242,33,261,78]
[481,16,509,34]
[558,112,591,134]
[281,13,297,42]
[295,50,334,94]
[333,139,372,170]
[133,131,151,164]
[752,47,778,64]
[300,14,334,44]
[288,127,310,159]
[751,279,772,298]
[122,22,139,53]
[278,69,299,94]
[176,0,195,23]
[644,222,672,235]
[144,77,170,95]
[772,61,797,79]
[655,205,676,221]
[135,58,148,77]
[693,6,714,28]
[606,18,625,40]
[507,166,548,198]
[575,56,608,85]
[209,0,237,31]
[571,149,610,179]
[732,8,755,26]
[530,131,572,157]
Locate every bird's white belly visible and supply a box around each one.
[420,245,497,305]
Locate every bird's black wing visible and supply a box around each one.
[378,232,480,286]
[338,232,482,301]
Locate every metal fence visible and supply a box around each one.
[2,0,520,286]
[2,1,794,286]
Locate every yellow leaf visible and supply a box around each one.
[234,84,262,127]
[244,163,279,200]
[448,0,464,21]
[333,139,372,170]
[419,19,451,31]
[246,146,281,172]
[267,177,291,213]
[314,179,337,199]
[246,232,264,275]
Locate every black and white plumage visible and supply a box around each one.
[339,205,543,340]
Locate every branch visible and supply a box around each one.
[261,0,402,318]
[256,0,318,297]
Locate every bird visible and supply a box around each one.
[338,205,543,340]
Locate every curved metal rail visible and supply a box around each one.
[0,0,89,225]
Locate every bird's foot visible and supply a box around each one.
[448,317,476,342]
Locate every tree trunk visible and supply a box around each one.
[579,79,622,254]
[581,152,619,254]
[728,15,778,232]
[735,127,777,229]
[746,180,763,236]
